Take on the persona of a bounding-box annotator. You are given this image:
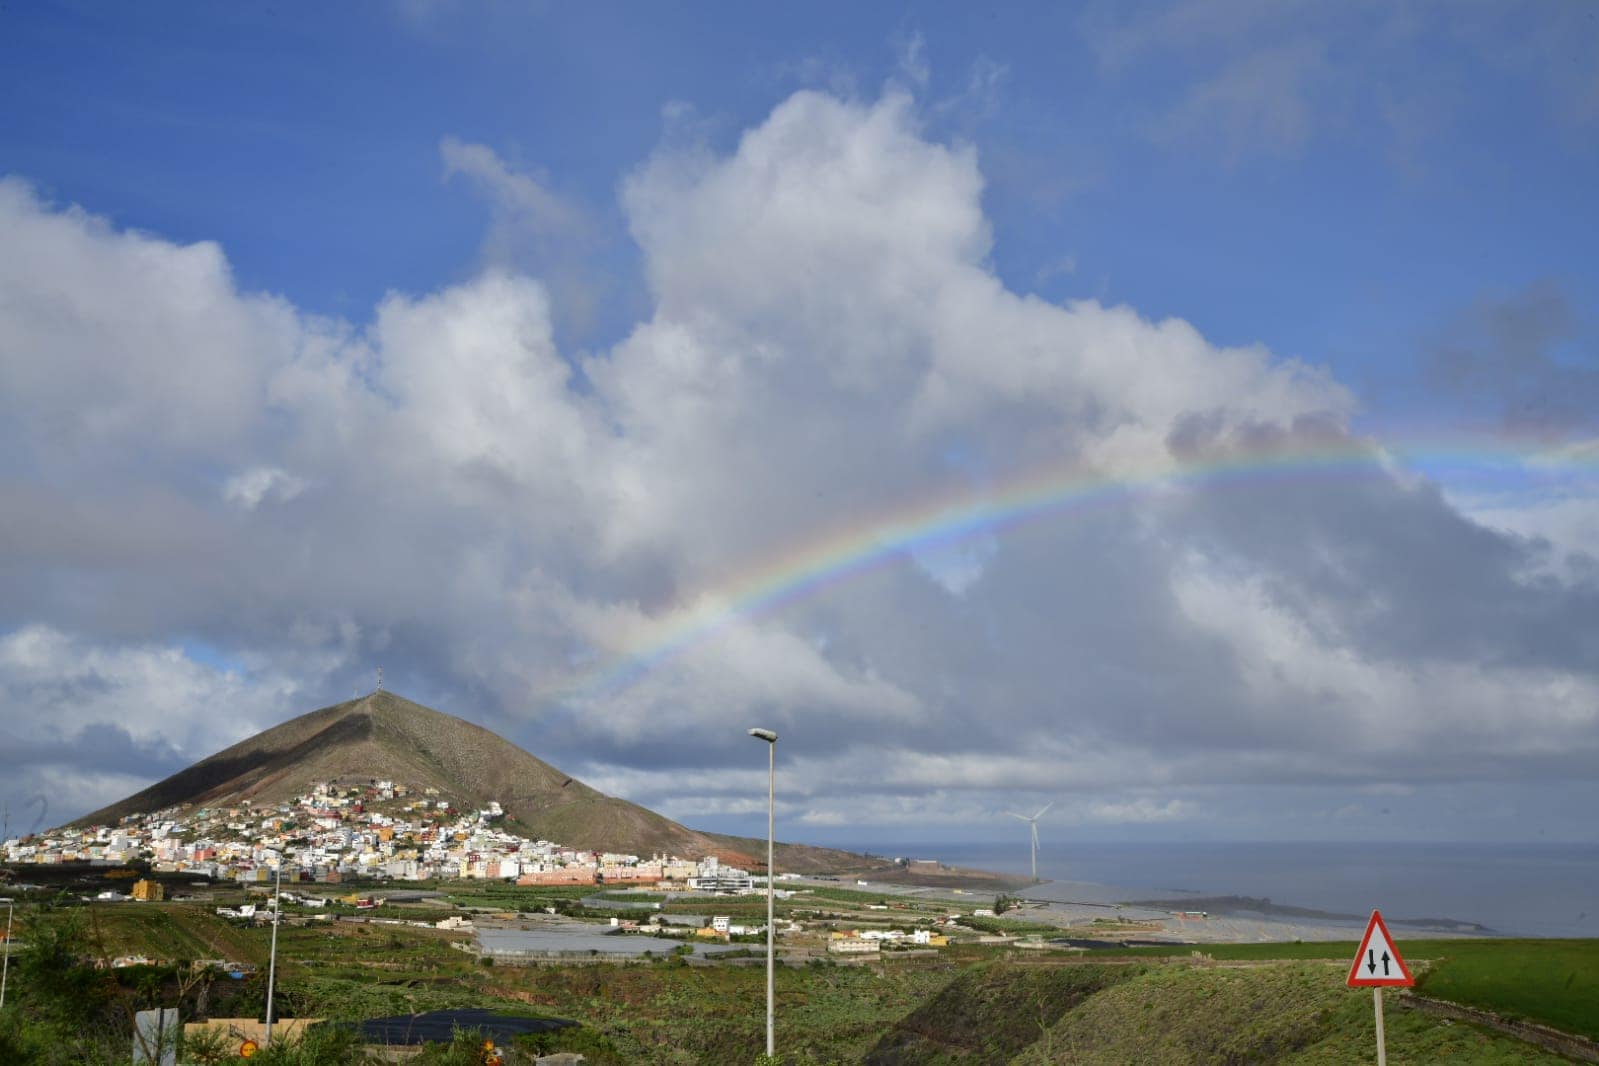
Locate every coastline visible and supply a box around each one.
[843,840,1599,938]
[801,871,1496,945]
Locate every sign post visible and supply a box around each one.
[1346,910,1414,1066]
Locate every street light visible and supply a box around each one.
[747,727,778,1060]
[264,863,282,1047]
[0,897,13,1013]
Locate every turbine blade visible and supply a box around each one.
[1033,802,1054,820]
[1003,812,1030,821]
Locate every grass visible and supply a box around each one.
[41,903,1599,1063]
[1006,962,1568,1065]
[1100,937,1599,1044]
[798,886,909,905]
[479,955,956,1064]
[444,883,599,900]
[66,904,265,965]
[957,915,1063,937]
[1416,939,1599,1041]
[864,961,1143,1064]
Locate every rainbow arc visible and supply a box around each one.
[566,434,1596,699]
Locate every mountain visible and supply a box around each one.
[78,690,859,873]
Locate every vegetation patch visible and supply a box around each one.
[5,901,1593,1065]
[1012,962,1571,1066]
[864,961,1141,1065]
[1104,936,1599,1043]
[1414,939,1599,1042]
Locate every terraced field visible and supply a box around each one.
[13,903,1595,1064]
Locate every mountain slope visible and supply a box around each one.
[79,691,854,872]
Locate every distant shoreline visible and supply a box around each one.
[1120,894,1494,933]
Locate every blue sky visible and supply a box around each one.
[1,1,1596,847]
[8,2,1594,384]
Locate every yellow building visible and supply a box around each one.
[130,879,165,902]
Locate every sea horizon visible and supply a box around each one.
[845,839,1599,939]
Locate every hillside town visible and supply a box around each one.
[0,778,751,890]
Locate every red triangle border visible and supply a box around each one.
[1346,909,1415,987]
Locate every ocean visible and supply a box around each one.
[866,841,1599,938]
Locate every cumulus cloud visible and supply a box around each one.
[438,138,613,342]
[0,88,1594,841]
[0,178,298,460]
[0,625,317,820]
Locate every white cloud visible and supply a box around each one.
[0,87,1594,839]
[0,626,323,821]
[223,466,308,510]
[891,28,930,89]
[1085,797,1198,824]
[0,177,297,460]
[0,625,308,748]
[441,137,582,243]
[1170,555,1599,760]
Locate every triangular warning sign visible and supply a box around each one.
[1346,909,1415,987]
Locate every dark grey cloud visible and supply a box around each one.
[1428,280,1598,436]
[0,722,186,778]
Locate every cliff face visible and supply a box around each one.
[76,690,859,872]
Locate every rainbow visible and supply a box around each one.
[569,433,1597,699]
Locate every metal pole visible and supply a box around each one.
[264,863,282,1046]
[766,739,775,1060]
[747,727,778,1060]
[0,898,13,1012]
[1374,986,1386,1066]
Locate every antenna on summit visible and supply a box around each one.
[375,666,383,694]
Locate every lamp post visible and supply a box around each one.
[0,897,13,1013]
[264,862,282,1047]
[747,728,778,1060]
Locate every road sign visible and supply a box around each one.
[239,1038,259,1058]
[1346,910,1414,988]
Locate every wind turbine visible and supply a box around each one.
[1004,803,1053,881]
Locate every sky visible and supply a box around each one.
[1,1,1596,851]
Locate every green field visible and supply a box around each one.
[1105,937,1599,1042]
[61,904,266,966]
[1005,962,1566,1066]
[1415,939,1599,1041]
[7,901,1597,1063]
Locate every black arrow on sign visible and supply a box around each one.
[1367,949,1377,974]
[1381,951,1391,975]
